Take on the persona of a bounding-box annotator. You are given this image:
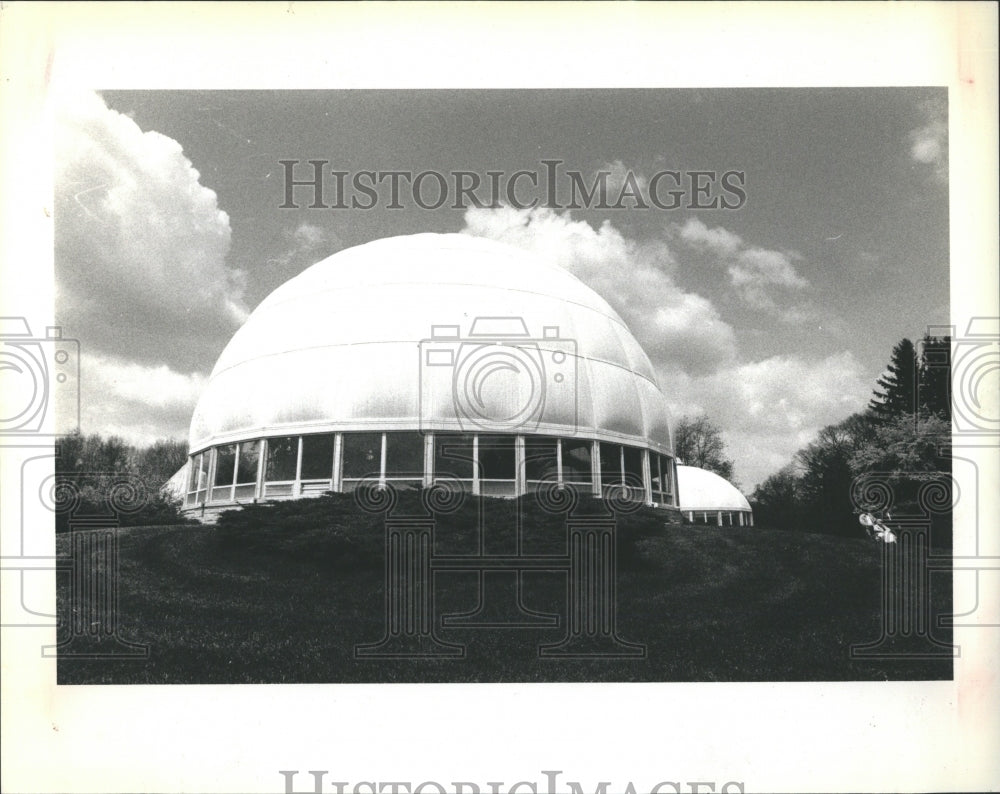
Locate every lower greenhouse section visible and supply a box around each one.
[184,430,677,514]
[685,509,754,527]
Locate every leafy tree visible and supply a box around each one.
[54,432,195,530]
[673,414,735,482]
[795,412,875,536]
[869,338,917,421]
[849,412,952,547]
[750,465,802,531]
[130,439,189,485]
[750,333,953,542]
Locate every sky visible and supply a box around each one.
[53,88,950,490]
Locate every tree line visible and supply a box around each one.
[54,433,191,531]
[750,333,953,544]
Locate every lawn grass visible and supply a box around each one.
[56,495,953,684]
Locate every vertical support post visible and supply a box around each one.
[332,433,343,492]
[422,432,434,488]
[230,443,240,501]
[642,449,653,506]
[591,440,601,497]
[379,432,387,489]
[205,447,217,502]
[515,434,526,497]
[294,436,304,496]
[255,438,267,501]
[471,435,480,496]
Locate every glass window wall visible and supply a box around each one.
[341,432,381,480]
[384,432,425,481]
[265,436,298,481]
[561,439,592,485]
[301,434,335,480]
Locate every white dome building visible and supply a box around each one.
[182,233,678,517]
[676,464,753,527]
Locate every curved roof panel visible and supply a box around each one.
[676,464,752,512]
[190,233,674,453]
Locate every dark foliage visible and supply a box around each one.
[54,431,195,532]
[750,465,802,532]
[917,332,951,419]
[212,490,666,570]
[752,334,953,544]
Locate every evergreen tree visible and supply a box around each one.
[869,338,917,421]
[917,332,951,420]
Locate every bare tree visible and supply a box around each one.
[673,415,735,482]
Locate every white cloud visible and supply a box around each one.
[78,352,206,445]
[462,207,871,490]
[908,98,947,182]
[266,220,338,270]
[462,206,738,375]
[674,217,810,322]
[55,90,248,372]
[677,215,742,256]
[670,351,872,489]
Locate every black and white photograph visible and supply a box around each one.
[2,3,998,793]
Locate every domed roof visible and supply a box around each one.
[676,465,752,512]
[189,233,673,453]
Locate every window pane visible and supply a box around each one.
[524,436,558,481]
[385,432,424,479]
[434,433,474,480]
[341,433,380,479]
[265,436,298,481]
[660,455,673,495]
[214,445,236,487]
[600,443,622,486]
[561,439,592,484]
[302,433,336,480]
[623,446,644,481]
[236,440,260,484]
[478,435,515,480]
[188,453,202,491]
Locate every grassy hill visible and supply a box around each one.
[56,493,953,684]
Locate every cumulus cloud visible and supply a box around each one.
[55,90,248,373]
[462,205,737,375]
[463,206,871,489]
[674,217,810,322]
[671,351,872,489]
[266,220,339,271]
[908,97,948,183]
[78,352,207,445]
